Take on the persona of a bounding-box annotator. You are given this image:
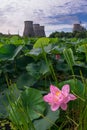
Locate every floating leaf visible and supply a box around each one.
[34,105,59,130]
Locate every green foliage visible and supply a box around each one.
[77,44,87,53]
[33,37,58,48]
[0,84,20,118]
[49,30,87,38]
[20,87,46,120]
[33,37,50,48]
[0,44,23,61]
[26,60,49,76]
[0,35,87,130]
[34,105,59,130]
[17,73,37,89]
[10,36,24,45]
[0,89,9,118]
[63,48,75,67]
[8,87,46,129]
[7,87,59,130]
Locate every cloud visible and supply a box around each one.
[44,15,79,25]
[0,0,87,35]
[45,24,73,36]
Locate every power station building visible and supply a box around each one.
[23,21,45,37]
[73,23,86,32]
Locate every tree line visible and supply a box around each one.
[49,30,87,38]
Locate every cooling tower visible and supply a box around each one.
[73,24,82,32]
[33,24,40,37]
[39,26,45,37]
[23,21,34,37]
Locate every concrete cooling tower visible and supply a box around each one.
[23,21,46,37]
[39,26,45,37]
[23,21,34,37]
[33,24,40,37]
[73,23,86,32]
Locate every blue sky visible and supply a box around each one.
[0,0,87,36]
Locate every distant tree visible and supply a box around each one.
[49,31,57,38]
[49,30,87,38]
[73,31,87,38]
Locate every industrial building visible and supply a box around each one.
[23,21,45,37]
[73,23,86,32]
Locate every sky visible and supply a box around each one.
[0,0,87,36]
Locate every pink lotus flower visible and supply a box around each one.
[55,54,60,60]
[43,84,77,111]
